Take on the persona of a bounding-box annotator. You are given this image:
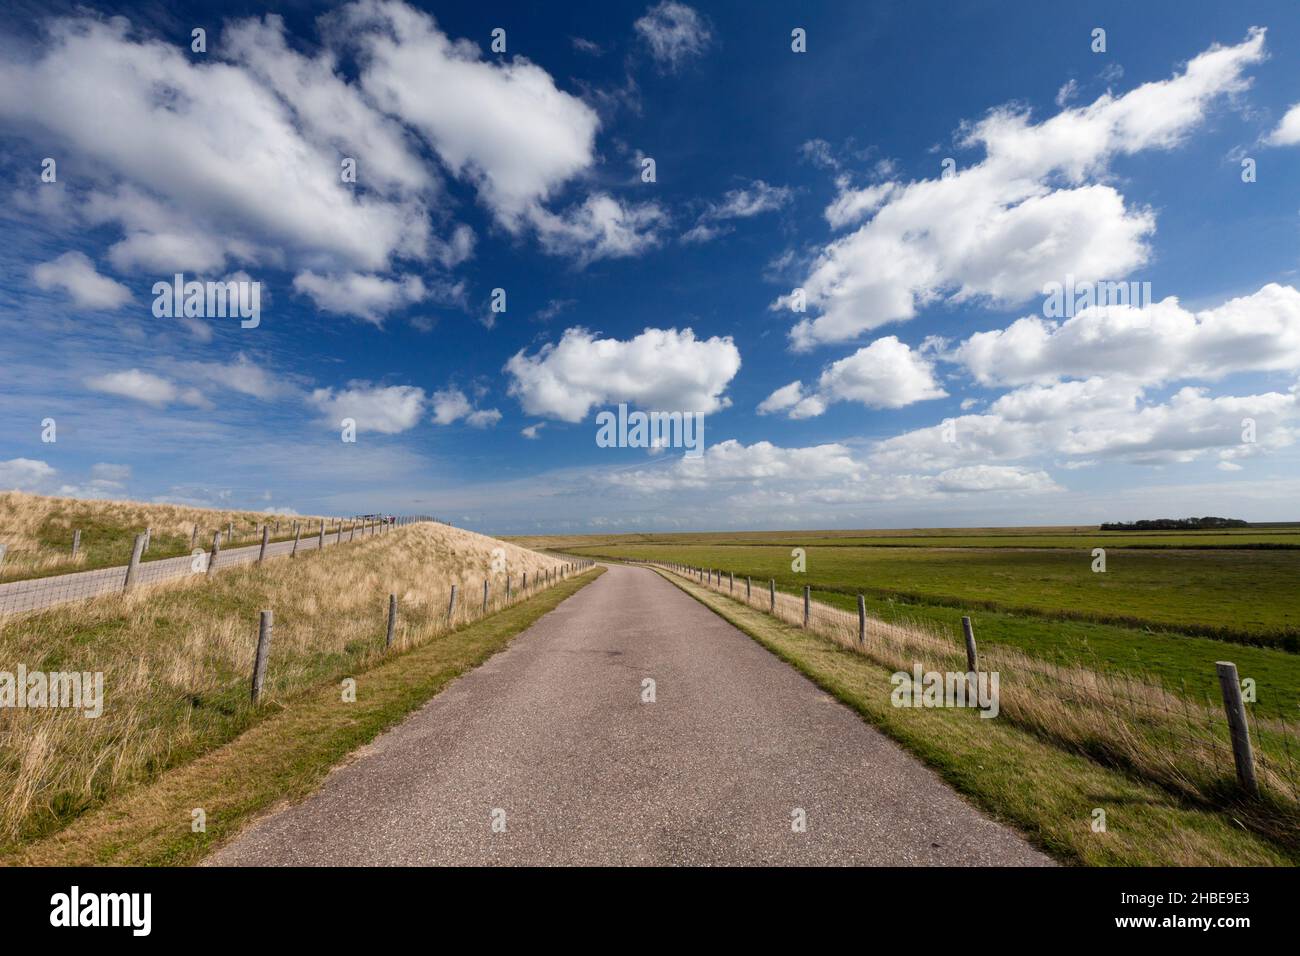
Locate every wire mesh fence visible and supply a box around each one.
[642,560,1300,821]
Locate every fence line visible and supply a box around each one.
[246,557,596,704]
[0,516,446,617]
[634,558,1300,820]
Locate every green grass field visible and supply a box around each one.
[534,542,1300,645]
[516,525,1300,550]
[511,527,1300,718]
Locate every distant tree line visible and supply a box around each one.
[1099,517,1248,531]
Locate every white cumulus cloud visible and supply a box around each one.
[292,272,426,325]
[309,382,426,433]
[780,29,1266,350]
[530,194,667,265]
[0,13,433,275]
[430,387,500,427]
[32,252,131,310]
[506,327,741,422]
[758,336,947,418]
[0,458,58,492]
[870,378,1299,473]
[343,0,599,228]
[1265,103,1300,146]
[85,369,206,408]
[954,283,1300,387]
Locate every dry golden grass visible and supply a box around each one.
[0,521,573,846]
[0,490,334,580]
[2,568,602,867]
[661,563,1300,849]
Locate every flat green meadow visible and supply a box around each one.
[513,527,1300,717]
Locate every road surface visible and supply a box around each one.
[208,563,1051,866]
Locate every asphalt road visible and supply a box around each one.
[208,563,1051,866]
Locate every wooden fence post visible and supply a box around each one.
[143,527,151,554]
[962,616,978,674]
[190,524,198,550]
[803,585,810,627]
[506,574,512,599]
[251,610,272,704]
[522,570,528,590]
[72,529,81,556]
[769,579,775,613]
[207,531,221,579]
[447,585,458,624]
[729,571,734,593]
[857,595,866,644]
[291,524,301,557]
[482,579,489,614]
[226,521,233,544]
[318,519,326,550]
[746,576,751,599]
[386,594,397,648]
[258,525,270,563]
[0,543,6,577]
[124,532,147,590]
[1216,661,1260,797]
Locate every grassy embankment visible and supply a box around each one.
[0,491,337,582]
[0,519,586,860]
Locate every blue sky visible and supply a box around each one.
[3,0,1300,533]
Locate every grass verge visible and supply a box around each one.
[654,568,1295,866]
[1,566,602,867]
